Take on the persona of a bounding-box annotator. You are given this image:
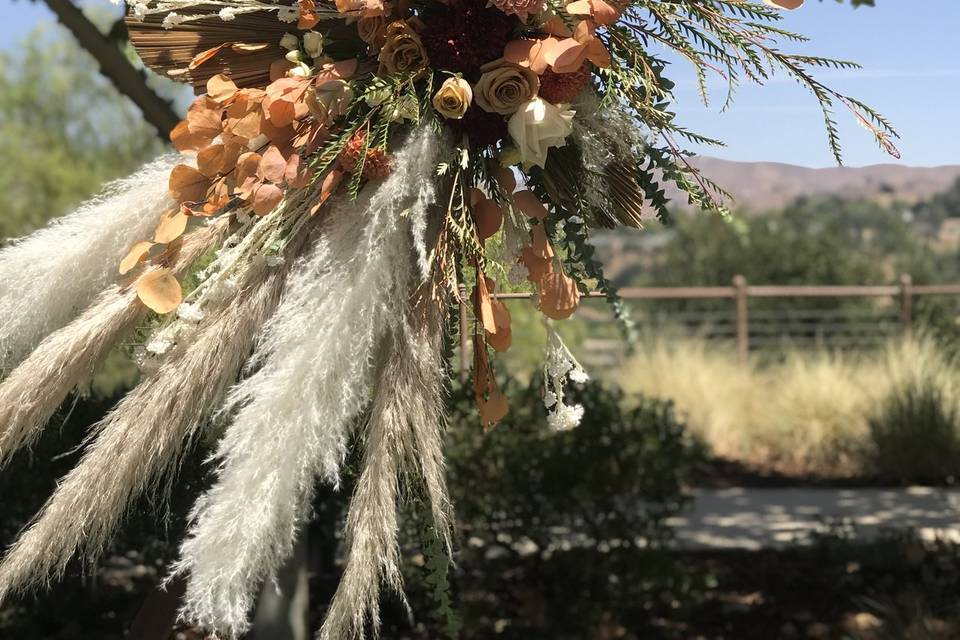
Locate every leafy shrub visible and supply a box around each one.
[388,376,706,639]
[446,375,701,548]
[868,379,960,483]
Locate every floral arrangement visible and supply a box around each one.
[0,0,896,637]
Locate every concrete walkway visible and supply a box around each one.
[669,487,960,550]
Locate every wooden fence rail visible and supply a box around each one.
[457,273,960,378]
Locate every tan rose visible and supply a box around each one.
[357,15,389,52]
[377,20,429,77]
[305,79,354,125]
[474,60,540,115]
[432,77,473,120]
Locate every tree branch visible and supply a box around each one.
[41,0,179,140]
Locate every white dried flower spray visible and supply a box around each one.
[543,326,589,431]
[172,127,442,639]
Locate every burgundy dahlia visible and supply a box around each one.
[447,106,509,149]
[420,0,515,81]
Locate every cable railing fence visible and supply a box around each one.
[457,274,960,378]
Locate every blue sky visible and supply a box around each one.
[2,1,958,168]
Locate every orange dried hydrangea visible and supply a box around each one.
[339,130,394,180]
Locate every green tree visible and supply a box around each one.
[639,197,947,291]
[0,20,165,240]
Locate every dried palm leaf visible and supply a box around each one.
[126,11,292,92]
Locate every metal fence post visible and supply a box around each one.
[458,283,469,383]
[733,275,749,365]
[899,273,914,340]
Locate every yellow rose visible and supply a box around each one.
[432,77,473,120]
[474,60,540,116]
[377,20,429,77]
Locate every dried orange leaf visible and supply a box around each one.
[189,44,229,71]
[268,99,298,128]
[473,199,503,241]
[169,165,212,204]
[236,152,263,186]
[479,388,510,429]
[475,276,498,334]
[545,37,587,74]
[530,223,554,259]
[492,165,516,193]
[170,120,206,152]
[185,105,222,140]
[299,0,320,28]
[486,299,512,352]
[119,240,155,275]
[261,118,296,146]
[154,208,190,244]
[207,73,239,103]
[225,93,265,140]
[203,179,231,215]
[258,145,288,183]
[286,154,313,188]
[519,246,553,283]
[317,169,344,210]
[197,144,227,177]
[136,268,183,314]
[539,271,581,320]
[315,59,359,82]
[486,326,512,353]
[469,187,486,206]
[513,190,547,220]
[504,39,547,73]
[253,183,284,216]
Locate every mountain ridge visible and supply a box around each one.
[670,157,960,212]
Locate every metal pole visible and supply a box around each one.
[733,275,749,365]
[458,283,469,383]
[42,0,180,139]
[899,273,914,340]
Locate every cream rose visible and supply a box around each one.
[305,79,354,125]
[432,77,473,120]
[474,60,540,115]
[507,97,575,169]
[377,20,429,77]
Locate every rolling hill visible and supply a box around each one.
[669,157,960,212]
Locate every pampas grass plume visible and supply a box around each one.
[0,221,227,466]
[174,127,441,639]
[0,154,181,371]
[0,257,288,603]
